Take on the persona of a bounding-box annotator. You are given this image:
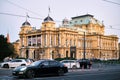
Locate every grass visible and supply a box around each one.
[93,59,120,64]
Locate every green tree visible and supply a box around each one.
[0,35,15,61]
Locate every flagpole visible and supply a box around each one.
[26,12,28,21]
[26,12,30,21]
[48,6,50,16]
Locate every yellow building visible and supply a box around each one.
[13,39,21,57]
[19,14,119,60]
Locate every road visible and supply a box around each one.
[0,64,120,80]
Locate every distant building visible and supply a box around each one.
[7,33,10,43]
[19,14,119,60]
[13,39,21,57]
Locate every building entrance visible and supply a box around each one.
[70,46,76,59]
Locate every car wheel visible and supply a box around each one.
[26,70,35,78]
[72,65,77,69]
[58,69,64,76]
[3,64,9,68]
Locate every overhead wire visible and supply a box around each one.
[0,0,62,23]
[103,0,120,6]
[102,0,120,30]
[0,12,62,22]
[5,0,43,17]
[106,25,120,30]
[0,12,43,20]
[106,27,120,30]
[5,0,63,22]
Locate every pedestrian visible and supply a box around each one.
[88,60,92,69]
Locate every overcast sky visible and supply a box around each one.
[0,0,120,42]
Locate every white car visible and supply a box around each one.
[0,59,32,68]
[60,60,80,69]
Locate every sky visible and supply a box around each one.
[0,0,120,42]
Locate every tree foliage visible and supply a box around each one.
[0,35,15,61]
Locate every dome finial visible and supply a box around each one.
[22,13,31,26]
[48,6,51,16]
[26,12,30,22]
[43,7,54,22]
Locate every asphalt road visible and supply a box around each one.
[0,64,120,80]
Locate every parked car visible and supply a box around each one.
[12,59,68,78]
[60,60,80,69]
[0,59,32,68]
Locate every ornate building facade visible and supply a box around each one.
[19,14,119,60]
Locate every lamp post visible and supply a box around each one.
[83,32,86,59]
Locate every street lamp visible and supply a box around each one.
[83,32,86,59]
[78,29,87,59]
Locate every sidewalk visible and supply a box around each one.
[69,64,120,72]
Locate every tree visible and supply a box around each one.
[0,35,15,61]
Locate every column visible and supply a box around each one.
[55,35,56,46]
[46,34,47,46]
[27,36,28,46]
[50,34,51,47]
[36,35,37,46]
[41,35,42,47]
[59,34,61,46]
[31,36,32,46]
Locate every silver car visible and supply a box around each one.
[60,60,80,69]
[0,59,32,68]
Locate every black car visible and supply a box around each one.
[12,59,68,78]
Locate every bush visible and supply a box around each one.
[55,57,76,61]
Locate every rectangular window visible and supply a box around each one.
[37,35,41,46]
[28,36,31,46]
[32,36,36,46]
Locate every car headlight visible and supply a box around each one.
[0,63,4,67]
[20,67,27,71]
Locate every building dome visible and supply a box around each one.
[44,15,54,22]
[63,18,69,23]
[22,21,31,26]
[62,18,69,26]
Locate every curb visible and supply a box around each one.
[69,68,99,72]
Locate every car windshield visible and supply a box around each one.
[11,59,22,62]
[30,60,42,66]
